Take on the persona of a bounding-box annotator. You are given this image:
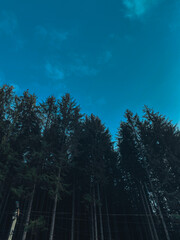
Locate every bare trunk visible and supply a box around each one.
[131,120,170,239]
[76,191,80,240]
[93,185,98,240]
[0,180,8,212]
[91,200,95,240]
[22,183,36,240]
[137,191,149,240]
[142,184,159,240]
[145,183,170,240]
[97,184,104,240]
[112,206,119,240]
[105,194,112,240]
[49,168,60,240]
[71,182,75,240]
[140,188,155,240]
[8,208,19,240]
[0,188,10,225]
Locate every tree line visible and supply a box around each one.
[0,84,179,240]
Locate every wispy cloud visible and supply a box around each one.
[123,0,161,18]
[35,25,68,47]
[69,64,98,77]
[50,30,68,42]
[45,62,64,81]
[0,10,24,51]
[0,11,18,36]
[68,56,98,77]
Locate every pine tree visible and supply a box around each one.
[10,90,42,240]
[79,114,115,240]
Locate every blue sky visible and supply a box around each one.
[0,0,180,138]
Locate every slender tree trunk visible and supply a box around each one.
[137,191,149,240]
[91,202,95,240]
[39,188,46,214]
[8,207,19,240]
[112,205,119,240]
[145,183,170,240]
[121,195,131,240]
[17,199,27,239]
[93,184,98,240]
[90,180,94,240]
[0,187,10,225]
[105,194,112,240]
[97,184,104,240]
[22,183,36,240]
[132,120,169,239]
[71,182,75,240]
[76,190,80,240]
[142,184,159,240]
[0,179,8,212]
[145,178,170,240]
[140,188,155,240]
[49,168,60,240]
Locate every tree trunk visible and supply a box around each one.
[97,184,104,240]
[93,184,98,240]
[0,180,8,212]
[105,194,112,240]
[140,188,155,240]
[142,184,159,240]
[8,207,19,240]
[91,200,95,240]
[71,182,75,240]
[22,183,36,240]
[49,168,60,240]
[112,205,119,240]
[76,190,80,240]
[145,177,170,240]
[145,183,170,240]
[0,187,10,226]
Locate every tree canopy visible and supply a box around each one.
[0,85,179,240]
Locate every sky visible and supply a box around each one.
[0,0,180,139]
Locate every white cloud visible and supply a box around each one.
[69,64,98,76]
[50,30,68,42]
[35,25,68,46]
[45,63,64,81]
[123,0,161,18]
[0,11,18,36]
[0,11,24,51]
[68,56,98,77]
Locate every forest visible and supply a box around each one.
[0,84,179,240]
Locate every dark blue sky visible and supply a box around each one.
[0,0,180,138]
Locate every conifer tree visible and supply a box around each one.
[10,90,42,240]
[0,84,179,240]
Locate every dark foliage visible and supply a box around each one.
[0,85,179,240]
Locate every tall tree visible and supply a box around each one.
[10,90,42,240]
